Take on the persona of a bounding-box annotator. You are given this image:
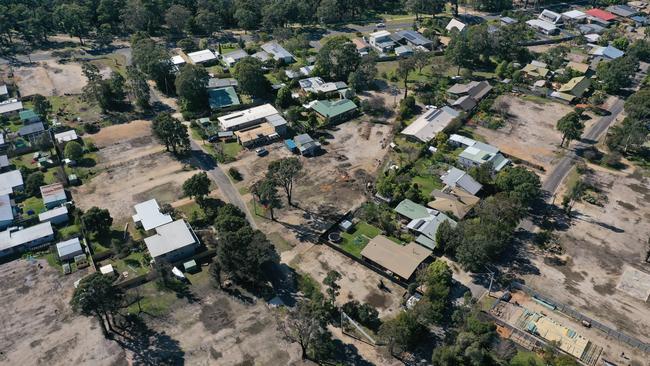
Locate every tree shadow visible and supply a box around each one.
[114,314,185,366]
[330,338,375,366]
[571,211,625,233]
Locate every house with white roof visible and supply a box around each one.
[0,84,8,101]
[441,167,483,195]
[527,18,559,35]
[298,77,348,95]
[401,106,460,143]
[0,154,9,171]
[0,222,54,258]
[222,49,249,68]
[54,130,78,144]
[562,10,587,23]
[144,219,199,262]
[0,194,15,230]
[40,183,67,209]
[132,199,173,232]
[589,45,625,60]
[171,55,186,71]
[217,104,288,133]
[0,99,23,116]
[459,141,510,172]
[446,19,467,32]
[38,205,69,225]
[369,30,396,52]
[539,9,563,24]
[260,41,295,63]
[0,170,24,196]
[187,49,218,64]
[56,237,84,261]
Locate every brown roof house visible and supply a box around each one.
[428,188,480,220]
[361,235,432,281]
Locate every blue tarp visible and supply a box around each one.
[284,139,297,151]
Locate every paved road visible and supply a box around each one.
[187,139,258,229]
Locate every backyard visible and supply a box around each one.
[339,221,382,258]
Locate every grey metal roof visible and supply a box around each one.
[441,167,483,195]
[0,194,13,222]
[223,49,249,60]
[0,85,7,95]
[144,219,197,259]
[18,121,44,136]
[208,78,238,89]
[0,155,8,168]
[606,4,637,17]
[261,41,295,61]
[294,133,314,145]
[38,206,69,222]
[0,222,54,251]
[56,237,82,258]
[393,30,432,46]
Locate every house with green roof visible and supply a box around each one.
[394,199,435,221]
[558,76,591,98]
[458,141,510,172]
[208,86,241,109]
[311,99,358,123]
[19,109,40,124]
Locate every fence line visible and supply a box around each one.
[511,281,650,354]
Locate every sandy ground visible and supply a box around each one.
[72,121,198,224]
[521,167,650,348]
[13,60,110,97]
[0,259,125,365]
[475,95,574,177]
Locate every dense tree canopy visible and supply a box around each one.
[315,36,361,81]
[82,207,113,234]
[151,113,190,154]
[233,57,270,97]
[175,64,209,116]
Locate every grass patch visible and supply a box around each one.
[221,141,243,158]
[58,224,81,239]
[105,252,149,277]
[521,95,553,105]
[267,232,293,253]
[510,351,544,366]
[176,201,202,220]
[126,282,178,316]
[412,175,443,197]
[238,186,250,195]
[339,221,381,258]
[48,95,101,123]
[91,53,128,76]
[21,196,45,217]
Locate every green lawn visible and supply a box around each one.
[412,175,443,197]
[48,95,101,123]
[340,221,382,258]
[126,282,178,316]
[105,251,149,277]
[267,232,293,253]
[220,141,243,158]
[21,196,45,216]
[510,351,544,366]
[175,201,203,220]
[58,224,81,239]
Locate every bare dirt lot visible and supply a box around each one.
[521,167,650,351]
[474,95,574,176]
[72,121,198,224]
[0,259,125,365]
[13,60,110,97]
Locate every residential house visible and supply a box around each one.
[252,50,272,62]
[400,106,460,143]
[579,23,606,34]
[606,4,637,18]
[144,219,200,263]
[217,104,288,135]
[0,170,24,195]
[0,194,15,230]
[0,133,7,152]
[171,55,186,71]
[222,49,249,68]
[56,237,84,261]
[40,183,67,209]
[299,77,349,96]
[0,154,9,171]
[395,45,414,58]
[0,84,8,101]
[522,61,550,79]
[234,122,281,148]
[0,222,55,258]
[459,141,510,172]
[447,81,493,112]
[556,76,591,101]
[526,19,559,35]
[586,8,617,26]
[208,78,239,89]
[132,199,173,232]
[260,41,295,63]
[539,9,563,25]
[293,133,321,156]
[369,30,396,53]
[445,19,467,32]
[394,199,436,221]
[208,86,240,110]
[428,188,480,220]
[18,122,45,142]
[19,109,40,124]
[440,167,483,195]
[589,45,625,60]
[360,235,432,281]
[352,38,371,55]
[310,99,358,123]
[566,61,590,74]
[500,17,518,25]
[0,99,23,116]
[406,212,456,250]
[562,10,587,23]
[38,206,69,226]
[187,49,218,65]
[628,1,647,11]
[391,30,434,50]
[54,130,78,144]
[630,15,649,25]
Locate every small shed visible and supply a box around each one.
[56,237,83,261]
[284,139,298,153]
[183,259,198,273]
[338,220,353,233]
[100,264,115,276]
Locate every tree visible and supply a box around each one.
[323,270,341,301]
[165,5,191,35]
[175,64,209,115]
[251,179,282,220]
[275,86,293,109]
[217,226,279,284]
[495,166,542,206]
[71,273,124,337]
[316,0,340,24]
[54,3,91,45]
[82,207,113,234]
[379,311,424,355]
[596,56,638,94]
[82,63,125,112]
[606,117,648,153]
[436,219,457,254]
[64,141,84,161]
[233,57,269,97]
[624,88,650,120]
[397,57,417,97]
[234,0,262,30]
[446,31,472,75]
[126,66,151,110]
[279,299,332,360]
[32,95,51,120]
[348,56,378,92]
[151,113,190,154]
[266,157,303,206]
[415,260,452,324]
[131,36,175,94]
[25,172,44,197]
[315,36,361,81]
[556,110,584,147]
[183,172,211,202]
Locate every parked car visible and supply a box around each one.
[376,22,386,28]
[255,148,269,157]
[207,135,219,143]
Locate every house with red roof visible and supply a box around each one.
[586,8,617,24]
